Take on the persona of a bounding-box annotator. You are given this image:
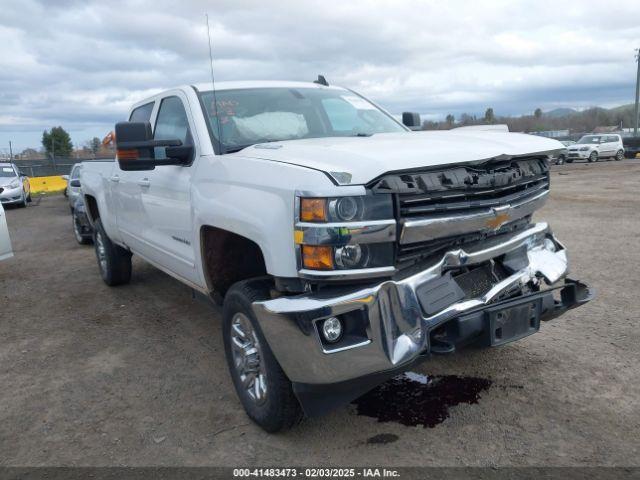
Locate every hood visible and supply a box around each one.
[237,131,564,185]
[0,176,19,188]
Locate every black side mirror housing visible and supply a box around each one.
[402,112,422,131]
[115,121,193,171]
[70,179,81,188]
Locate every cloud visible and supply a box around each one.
[0,0,638,151]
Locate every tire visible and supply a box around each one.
[588,151,598,163]
[93,219,132,286]
[556,155,565,165]
[566,158,574,163]
[615,150,624,161]
[73,210,92,245]
[223,280,303,432]
[17,191,27,208]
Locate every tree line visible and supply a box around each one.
[422,104,638,134]
[38,126,103,159]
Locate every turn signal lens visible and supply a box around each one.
[302,245,334,270]
[117,149,139,160]
[300,198,327,222]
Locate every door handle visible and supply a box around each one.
[109,175,120,183]
[137,178,151,188]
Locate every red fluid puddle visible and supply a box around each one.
[353,372,492,428]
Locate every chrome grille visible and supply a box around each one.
[393,159,549,218]
[370,158,549,271]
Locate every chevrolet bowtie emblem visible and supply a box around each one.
[486,211,511,230]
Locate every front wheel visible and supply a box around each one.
[17,191,27,208]
[223,280,302,432]
[588,151,598,163]
[93,219,132,286]
[615,150,624,161]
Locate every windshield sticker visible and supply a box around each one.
[2,167,14,173]
[341,95,377,110]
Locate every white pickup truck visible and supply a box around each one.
[81,80,592,432]
[0,203,12,261]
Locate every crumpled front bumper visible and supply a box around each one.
[253,222,592,412]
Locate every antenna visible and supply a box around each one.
[206,13,225,154]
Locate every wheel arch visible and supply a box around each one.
[84,194,100,224]
[199,225,269,302]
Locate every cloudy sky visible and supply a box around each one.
[1,0,639,153]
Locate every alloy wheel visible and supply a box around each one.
[73,214,84,243]
[95,231,107,273]
[230,312,268,405]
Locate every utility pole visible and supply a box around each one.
[51,136,56,172]
[635,48,639,137]
[8,141,12,161]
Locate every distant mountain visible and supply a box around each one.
[544,108,577,118]
[608,103,635,113]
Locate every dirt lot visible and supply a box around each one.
[1,160,639,467]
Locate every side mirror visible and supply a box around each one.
[115,121,193,171]
[70,179,81,188]
[402,112,421,131]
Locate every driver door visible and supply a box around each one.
[137,93,198,284]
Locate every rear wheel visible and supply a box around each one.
[588,151,598,163]
[223,280,302,432]
[615,150,624,161]
[93,219,131,286]
[73,210,92,245]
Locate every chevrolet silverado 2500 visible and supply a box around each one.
[80,81,593,432]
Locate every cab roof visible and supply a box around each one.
[191,80,346,93]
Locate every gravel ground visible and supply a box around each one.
[0,160,639,467]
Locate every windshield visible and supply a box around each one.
[198,87,406,153]
[0,166,17,178]
[577,135,603,144]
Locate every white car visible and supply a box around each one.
[0,203,12,261]
[566,134,625,162]
[0,162,31,207]
[80,80,592,432]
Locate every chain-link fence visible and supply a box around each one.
[13,157,114,177]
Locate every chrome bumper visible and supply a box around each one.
[253,222,584,385]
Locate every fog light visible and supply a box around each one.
[321,317,343,343]
[543,238,556,252]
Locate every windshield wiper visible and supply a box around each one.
[353,132,373,137]
[224,145,253,154]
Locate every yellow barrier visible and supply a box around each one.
[28,176,68,194]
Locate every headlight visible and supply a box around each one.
[579,147,590,151]
[297,194,395,272]
[300,195,393,223]
[8,181,20,189]
[301,243,393,270]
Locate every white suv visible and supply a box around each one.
[566,134,625,162]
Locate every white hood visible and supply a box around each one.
[237,131,564,185]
